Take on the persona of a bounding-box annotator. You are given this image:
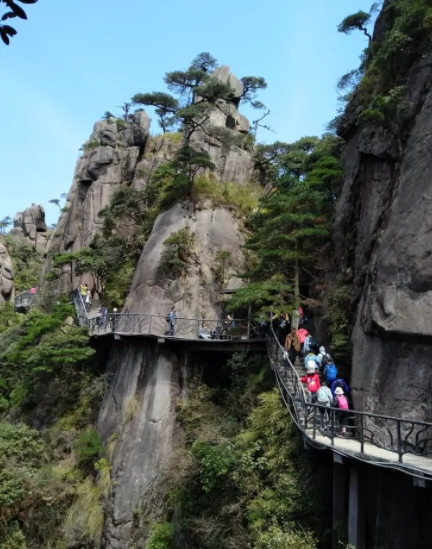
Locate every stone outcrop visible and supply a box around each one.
[123,202,245,329]
[97,342,189,548]
[190,64,253,183]
[43,111,151,293]
[9,203,48,253]
[328,8,432,421]
[0,242,14,304]
[43,64,254,295]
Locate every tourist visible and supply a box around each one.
[85,288,92,311]
[300,365,321,401]
[80,283,87,298]
[317,346,333,372]
[198,322,211,340]
[303,349,320,370]
[285,328,300,363]
[97,305,107,328]
[316,381,333,407]
[167,306,176,336]
[323,360,338,385]
[331,377,350,397]
[334,387,349,436]
[297,326,309,357]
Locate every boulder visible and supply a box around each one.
[9,204,48,254]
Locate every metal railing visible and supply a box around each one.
[14,290,38,310]
[88,312,264,340]
[72,290,265,341]
[72,289,89,327]
[267,325,432,476]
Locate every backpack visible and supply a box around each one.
[336,395,349,410]
[321,352,332,368]
[307,375,319,393]
[308,336,317,350]
[324,363,338,382]
[316,387,330,405]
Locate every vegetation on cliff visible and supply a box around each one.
[0,301,110,547]
[228,134,343,318]
[139,353,329,549]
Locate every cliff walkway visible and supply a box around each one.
[70,290,266,350]
[14,289,432,478]
[267,327,432,480]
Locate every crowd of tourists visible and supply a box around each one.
[272,308,351,437]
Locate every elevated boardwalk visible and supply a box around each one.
[267,329,432,480]
[72,291,266,352]
[16,289,432,476]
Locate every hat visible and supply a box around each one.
[307,367,315,374]
[307,360,316,370]
[319,346,325,353]
[335,387,344,395]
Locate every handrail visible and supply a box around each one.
[71,290,266,342]
[14,290,38,310]
[267,324,432,478]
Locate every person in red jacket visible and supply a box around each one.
[300,365,321,401]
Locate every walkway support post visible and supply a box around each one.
[332,453,346,549]
[348,465,365,549]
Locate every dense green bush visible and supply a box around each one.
[3,236,44,293]
[74,428,105,471]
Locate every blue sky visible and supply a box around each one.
[0,0,372,226]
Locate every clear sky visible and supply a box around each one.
[0,0,372,226]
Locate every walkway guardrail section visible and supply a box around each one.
[72,290,264,341]
[14,290,37,310]
[267,325,432,468]
[88,312,263,340]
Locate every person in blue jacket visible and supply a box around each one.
[331,378,350,396]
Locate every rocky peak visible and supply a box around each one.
[9,203,49,254]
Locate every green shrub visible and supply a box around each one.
[146,522,175,549]
[83,141,100,150]
[3,236,44,293]
[74,428,104,470]
[192,175,262,215]
[160,227,195,277]
[191,441,235,493]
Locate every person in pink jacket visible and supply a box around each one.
[297,327,309,357]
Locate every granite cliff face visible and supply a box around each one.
[123,202,245,327]
[329,10,432,420]
[43,65,254,296]
[39,65,256,545]
[0,242,14,304]
[43,111,151,292]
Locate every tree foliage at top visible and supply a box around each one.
[229,135,343,314]
[132,52,267,194]
[0,0,38,45]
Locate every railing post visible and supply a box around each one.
[359,414,364,454]
[331,408,335,446]
[313,405,317,440]
[397,419,403,463]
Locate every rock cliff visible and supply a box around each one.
[8,203,49,254]
[123,202,245,328]
[43,65,254,296]
[0,242,14,304]
[329,6,432,420]
[43,111,151,292]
